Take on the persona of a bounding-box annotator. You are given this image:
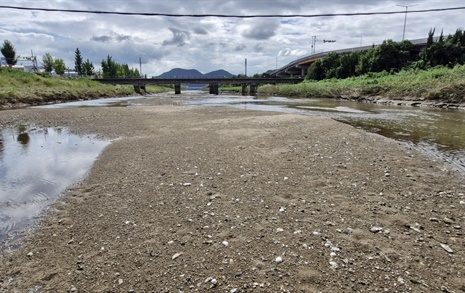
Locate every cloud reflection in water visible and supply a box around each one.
[0,127,110,244]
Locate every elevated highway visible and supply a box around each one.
[270,38,432,78]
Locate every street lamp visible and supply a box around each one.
[397,4,418,41]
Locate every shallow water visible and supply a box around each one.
[185,95,465,174]
[33,95,147,108]
[0,126,110,245]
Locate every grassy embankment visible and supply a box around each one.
[258,65,465,104]
[0,68,170,108]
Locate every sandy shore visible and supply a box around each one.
[0,95,464,292]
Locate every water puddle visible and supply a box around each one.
[0,126,110,246]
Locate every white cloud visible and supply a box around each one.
[0,1,464,75]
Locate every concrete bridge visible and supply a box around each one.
[97,77,303,95]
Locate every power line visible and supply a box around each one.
[0,5,465,18]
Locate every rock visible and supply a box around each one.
[222,241,229,246]
[440,243,454,254]
[275,256,283,263]
[370,226,383,233]
[443,218,454,224]
[329,261,338,269]
[27,252,33,257]
[172,252,183,260]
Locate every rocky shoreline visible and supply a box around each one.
[0,95,464,292]
[336,95,465,110]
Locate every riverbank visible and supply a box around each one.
[0,68,170,109]
[0,95,464,292]
[258,65,465,110]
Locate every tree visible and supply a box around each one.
[101,55,117,77]
[53,58,66,75]
[74,48,83,76]
[43,53,54,73]
[82,59,94,76]
[1,40,17,67]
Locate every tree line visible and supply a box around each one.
[1,40,140,78]
[307,28,465,80]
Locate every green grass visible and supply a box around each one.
[258,65,465,104]
[0,68,170,107]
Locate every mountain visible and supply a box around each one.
[158,68,204,78]
[157,68,233,78]
[204,69,233,78]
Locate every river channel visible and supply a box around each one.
[184,95,465,175]
[1,93,464,247]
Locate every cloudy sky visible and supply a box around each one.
[1,0,464,76]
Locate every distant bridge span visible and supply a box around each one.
[270,38,432,78]
[97,77,304,95]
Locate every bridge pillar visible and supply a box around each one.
[241,83,247,96]
[209,83,219,95]
[134,84,141,94]
[175,84,181,94]
[250,83,257,96]
[134,84,147,94]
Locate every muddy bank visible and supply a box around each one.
[0,96,464,292]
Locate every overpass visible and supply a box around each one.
[270,38,432,78]
[97,77,304,95]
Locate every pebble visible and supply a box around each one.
[275,256,283,263]
[27,252,33,257]
[370,226,383,233]
[440,243,454,254]
[443,218,454,224]
[329,261,339,269]
[222,241,229,246]
[279,207,286,212]
[172,252,183,260]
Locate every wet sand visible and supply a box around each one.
[0,95,464,292]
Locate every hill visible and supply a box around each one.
[157,68,204,78]
[157,68,233,78]
[204,69,233,78]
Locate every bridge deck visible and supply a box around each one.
[97,77,304,85]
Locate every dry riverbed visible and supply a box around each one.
[0,95,464,292]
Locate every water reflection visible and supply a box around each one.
[0,126,110,245]
[17,132,30,145]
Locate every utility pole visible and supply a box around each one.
[139,57,142,77]
[311,36,336,54]
[245,58,247,76]
[397,4,418,41]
